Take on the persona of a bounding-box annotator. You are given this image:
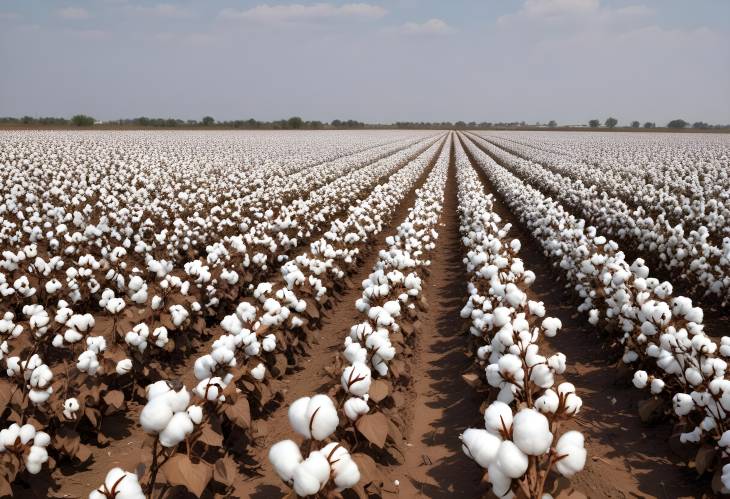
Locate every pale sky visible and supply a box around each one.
[1,0,728,125]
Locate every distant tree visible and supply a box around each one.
[201,116,215,126]
[71,114,95,126]
[692,121,709,129]
[667,119,688,128]
[548,120,557,128]
[605,117,618,128]
[643,122,655,128]
[455,121,467,129]
[631,121,640,128]
[468,121,476,128]
[287,116,303,129]
[589,119,600,128]
[309,120,323,129]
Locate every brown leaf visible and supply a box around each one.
[351,453,378,486]
[462,372,481,388]
[103,390,125,410]
[694,444,717,475]
[198,423,223,448]
[224,397,251,430]
[355,412,389,448]
[369,380,389,404]
[213,456,237,486]
[637,397,663,423]
[160,454,212,497]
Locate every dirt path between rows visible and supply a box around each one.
[383,140,485,497]
[459,132,707,498]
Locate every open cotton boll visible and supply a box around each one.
[344,397,370,421]
[140,397,174,434]
[251,363,266,381]
[672,393,694,416]
[496,440,528,478]
[535,389,559,414]
[288,394,339,440]
[116,358,133,375]
[554,431,586,477]
[89,467,145,499]
[460,428,501,468]
[541,317,562,337]
[632,370,648,389]
[341,362,372,397]
[269,439,303,483]
[293,450,330,496]
[487,462,512,497]
[25,445,49,474]
[512,409,553,456]
[484,401,513,435]
[158,411,195,447]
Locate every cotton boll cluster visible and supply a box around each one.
[0,423,50,474]
[5,353,54,405]
[139,381,201,447]
[269,394,360,496]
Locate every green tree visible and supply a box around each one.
[548,120,557,128]
[287,116,303,129]
[692,121,709,129]
[589,119,600,128]
[631,121,640,128]
[605,117,618,128]
[667,119,688,128]
[201,116,215,126]
[71,114,95,126]
[643,122,655,128]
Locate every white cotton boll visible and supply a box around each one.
[25,445,48,474]
[140,397,174,434]
[64,329,83,343]
[721,463,730,494]
[535,389,559,414]
[493,307,511,328]
[530,364,554,389]
[332,454,360,490]
[343,397,370,421]
[588,309,599,325]
[685,368,703,386]
[460,428,501,468]
[650,378,665,394]
[632,370,648,389]
[554,431,586,477]
[116,358,133,375]
[289,397,312,438]
[90,468,145,499]
[672,393,694,416]
[158,412,194,448]
[341,362,372,397]
[262,334,277,352]
[251,363,266,381]
[487,463,512,497]
[547,353,566,374]
[484,401,513,435]
[496,440,528,478]
[269,440,304,483]
[293,451,330,496]
[528,301,546,318]
[541,317,561,337]
[512,409,553,455]
[187,405,203,425]
[308,395,339,440]
[680,427,702,444]
[19,424,36,444]
[33,431,50,448]
[168,387,190,413]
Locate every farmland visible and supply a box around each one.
[1,129,729,498]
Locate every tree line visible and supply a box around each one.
[1,115,727,130]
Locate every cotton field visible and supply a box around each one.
[0,129,729,498]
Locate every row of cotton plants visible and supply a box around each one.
[485,131,730,244]
[453,138,586,498]
[267,134,452,497]
[459,132,730,494]
[468,133,730,306]
[82,137,449,497]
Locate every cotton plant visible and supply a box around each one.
[0,423,51,475]
[269,394,360,497]
[89,467,145,499]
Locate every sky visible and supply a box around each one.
[0,0,728,125]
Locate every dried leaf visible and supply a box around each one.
[224,397,251,430]
[695,444,717,475]
[369,380,389,404]
[160,454,212,497]
[198,423,223,448]
[103,390,125,410]
[462,372,481,388]
[637,397,663,423]
[355,412,389,448]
